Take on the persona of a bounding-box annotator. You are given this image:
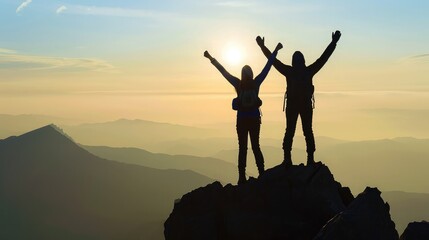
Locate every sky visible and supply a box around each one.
[0,0,428,140]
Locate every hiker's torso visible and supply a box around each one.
[285,67,314,104]
[236,80,261,118]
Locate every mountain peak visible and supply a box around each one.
[18,124,75,142]
[0,124,82,163]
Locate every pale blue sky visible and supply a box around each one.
[0,0,428,139]
[1,0,427,60]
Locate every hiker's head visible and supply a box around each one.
[292,51,306,67]
[241,65,253,81]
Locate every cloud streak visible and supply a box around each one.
[410,54,429,63]
[400,53,429,64]
[0,48,16,54]
[0,49,116,73]
[409,54,429,59]
[215,1,255,8]
[16,0,32,13]
[63,5,176,20]
[56,5,67,14]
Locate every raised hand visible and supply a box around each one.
[275,42,283,52]
[204,50,214,61]
[332,30,341,43]
[256,36,265,47]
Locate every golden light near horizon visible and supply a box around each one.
[223,44,244,65]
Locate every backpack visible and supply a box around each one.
[232,81,262,111]
[283,72,315,111]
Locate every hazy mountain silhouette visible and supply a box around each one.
[61,119,228,153]
[0,125,213,240]
[0,114,76,139]
[383,191,429,234]
[69,120,346,157]
[83,145,239,183]
[62,119,347,157]
[319,138,429,193]
[211,137,429,194]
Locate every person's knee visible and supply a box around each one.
[238,147,248,153]
[303,128,313,137]
[284,132,295,140]
[238,139,248,149]
[251,144,261,151]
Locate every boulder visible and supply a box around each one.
[400,221,429,240]
[314,187,399,240]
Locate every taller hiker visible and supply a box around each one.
[204,41,283,184]
[256,30,341,167]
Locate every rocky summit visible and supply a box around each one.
[165,162,366,240]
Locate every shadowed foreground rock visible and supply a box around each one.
[400,221,429,240]
[314,187,399,240]
[164,163,353,240]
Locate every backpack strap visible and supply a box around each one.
[282,91,287,112]
[312,93,315,109]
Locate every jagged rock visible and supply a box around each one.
[314,187,399,240]
[400,221,429,240]
[164,162,352,240]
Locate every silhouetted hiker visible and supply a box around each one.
[204,41,283,184]
[256,30,341,167]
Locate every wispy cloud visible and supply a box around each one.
[401,53,429,64]
[212,1,322,14]
[64,5,176,20]
[56,5,67,14]
[215,1,255,8]
[0,49,116,73]
[0,48,16,54]
[409,54,429,59]
[16,0,32,13]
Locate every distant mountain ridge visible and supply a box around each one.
[83,145,239,183]
[0,124,213,240]
[382,191,429,234]
[211,138,429,194]
[318,138,429,193]
[0,114,76,139]
[61,118,229,152]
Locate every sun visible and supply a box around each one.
[223,45,244,65]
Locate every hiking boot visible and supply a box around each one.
[237,177,246,185]
[238,170,246,185]
[307,153,315,166]
[258,167,265,177]
[282,151,292,169]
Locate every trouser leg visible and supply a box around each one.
[283,105,299,165]
[301,103,316,164]
[249,118,264,175]
[236,118,248,183]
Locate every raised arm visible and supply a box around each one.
[254,43,283,85]
[256,36,290,76]
[308,30,341,75]
[204,50,240,88]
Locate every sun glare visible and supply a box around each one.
[223,45,243,65]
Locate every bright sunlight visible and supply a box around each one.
[223,45,244,65]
